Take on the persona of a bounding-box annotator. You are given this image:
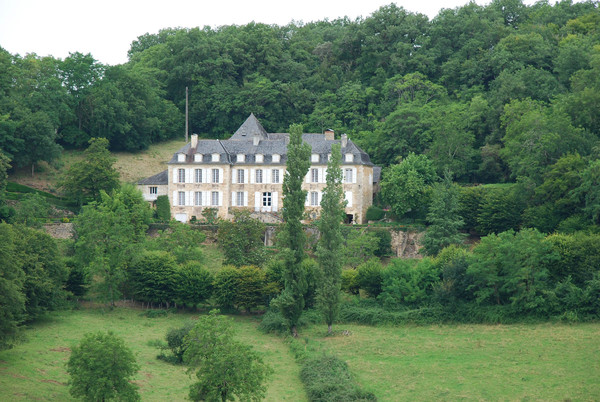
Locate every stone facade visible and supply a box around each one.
[138,114,376,224]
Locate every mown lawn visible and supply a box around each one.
[302,323,600,401]
[0,307,305,401]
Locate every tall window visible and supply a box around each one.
[178,191,185,206]
[195,191,202,206]
[310,191,319,206]
[345,168,353,183]
[149,186,157,195]
[212,169,219,183]
[237,169,244,184]
[311,168,319,183]
[236,191,244,206]
[195,169,202,183]
[255,169,263,183]
[262,192,272,207]
[272,169,280,184]
[211,191,219,206]
[178,168,185,183]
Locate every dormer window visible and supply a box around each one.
[237,154,245,163]
[256,154,264,163]
[212,153,220,162]
[345,153,354,163]
[272,154,280,163]
[194,153,202,162]
[177,153,186,162]
[311,154,319,163]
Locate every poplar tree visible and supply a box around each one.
[273,123,311,337]
[316,144,346,334]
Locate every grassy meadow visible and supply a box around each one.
[1,307,599,401]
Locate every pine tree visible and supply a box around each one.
[316,144,346,334]
[422,171,465,256]
[273,124,311,337]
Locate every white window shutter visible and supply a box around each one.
[172,191,177,204]
[305,193,309,206]
[273,192,278,211]
[318,191,323,205]
[345,191,353,207]
[319,168,325,183]
[173,169,178,183]
[217,191,222,206]
[231,192,236,206]
[265,169,271,184]
[244,169,248,184]
[251,169,255,184]
[184,169,190,184]
[305,172,310,183]
[244,192,248,207]
[353,168,357,184]
[219,168,224,184]
[255,192,260,211]
[232,170,237,184]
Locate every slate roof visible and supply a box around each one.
[137,169,168,185]
[373,166,382,183]
[167,114,373,167]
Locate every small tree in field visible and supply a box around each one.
[184,311,272,402]
[67,331,140,402]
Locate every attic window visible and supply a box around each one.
[177,153,186,162]
[194,153,202,162]
[272,154,280,163]
[311,154,319,163]
[212,153,220,162]
[256,154,264,163]
[237,154,245,162]
[345,153,354,163]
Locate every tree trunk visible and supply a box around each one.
[328,323,333,335]
[291,325,298,338]
[31,164,34,177]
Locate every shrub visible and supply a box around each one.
[365,205,385,221]
[378,258,440,309]
[356,259,384,297]
[370,228,393,257]
[213,265,266,312]
[341,269,360,295]
[164,321,195,363]
[176,262,213,308]
[155,195,170,221]
[300,355,377,401]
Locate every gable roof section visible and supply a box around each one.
[137,169,168,185]
[229,113,269,140]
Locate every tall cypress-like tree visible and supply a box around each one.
[273,123,311,337]
[316,144,346,334]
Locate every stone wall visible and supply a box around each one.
[44,223,74,239]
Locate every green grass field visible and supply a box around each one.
[0,308,305,402]
[1,308,598,401]
[303,323,600,401]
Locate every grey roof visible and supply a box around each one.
[166,114,373,167]
[230,113,268,140]
[137,170,168,185]
[373,166,382,183]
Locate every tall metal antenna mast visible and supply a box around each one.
[185,86,189,143]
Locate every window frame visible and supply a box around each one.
[262,192,272,207]
[212,168,219,183]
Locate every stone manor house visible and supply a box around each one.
[137,114,379,224]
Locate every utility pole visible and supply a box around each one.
[185,86,189,143]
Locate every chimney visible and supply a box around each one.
[253,134,260,146]
[191,134,198,149]
[324,128,334,141]
[341,134,348,148]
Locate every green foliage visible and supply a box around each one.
[273,123,311,336]
[342,228,380,268]
[365,205,385,221]
[0,152,9,203]
[573,159,600,225]
[12,193,50,228]
[0,223,25,350]
[149,220,205,264]
[74,186,151,307]
[67,331,140,402]
[176,262,213,308]
[129,251,179,307]
[380,153,438,219]
[217,210,266,267]
[421,173,465,256]
[213,266,267,312]
[378,258,440,308]
[164,321,195,364]
[341,269,360,295]
[300,354,377,402]
[316,144,345,331]
[155,195,171,222]
[370,228,393,257]
[356,259,384,298]
[60,138,120,207]
[183,311,272,402]
[476,184,525,235]
[545,232,600,287]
